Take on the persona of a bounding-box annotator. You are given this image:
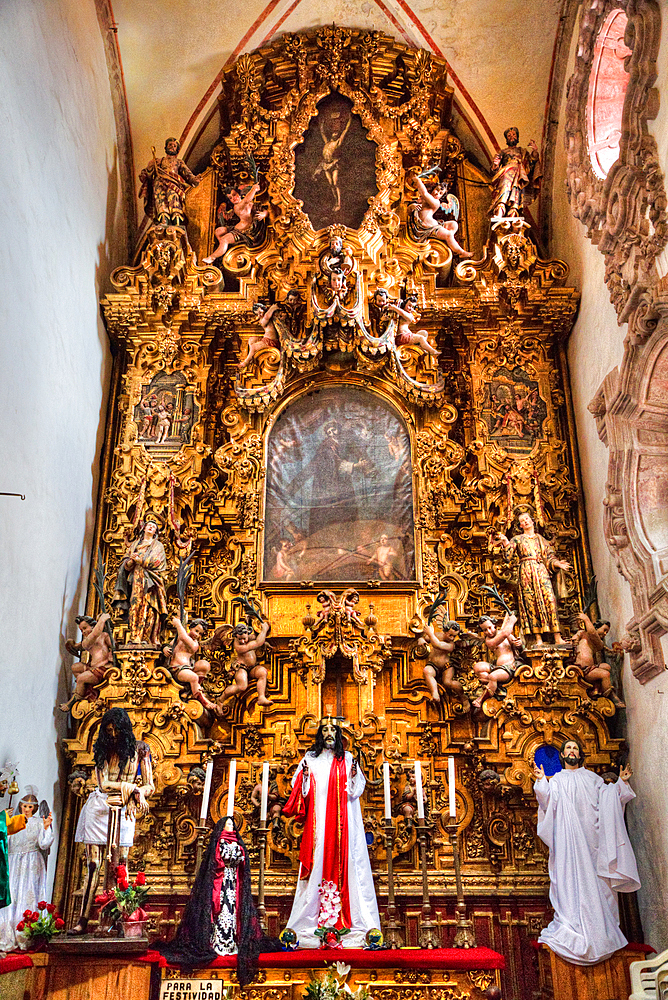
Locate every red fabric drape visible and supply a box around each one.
[282,756,350,928]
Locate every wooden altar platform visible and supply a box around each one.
[1,947,505,1000]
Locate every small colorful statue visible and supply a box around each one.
[489,127,542,218]
[472,612,524,708]
[573,612,625,707]
[387,293,441,357]
[220,619,272,708]
[139,138,201,227]
[0,788,54,951]
[420,620,471,712]
[60,612,113,712]
[495,511,571,646]
[163,615,218,712]
[408,172,472,257]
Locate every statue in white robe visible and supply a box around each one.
[283,719,380,948]
[533,739,639,966]
[0,791,54,952]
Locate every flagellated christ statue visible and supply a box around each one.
[282,718,380,947]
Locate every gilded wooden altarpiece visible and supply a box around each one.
[55,29,630,1000]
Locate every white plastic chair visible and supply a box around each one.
[629,948,668,999]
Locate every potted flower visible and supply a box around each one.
[97,865,149,938]
[16,901,65,950]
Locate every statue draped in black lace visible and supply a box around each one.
[156,817,279,985]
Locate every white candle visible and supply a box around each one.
[448,756,456,818]
[383,762,392,819]
[227,759,237,818]
[414,760,425,819]
[199,760,213,822]
[260,762,270,822]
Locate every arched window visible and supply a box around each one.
[263,386,415,583]
[586,8,632,179]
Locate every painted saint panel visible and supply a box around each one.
[481,366,547,455]
[134,372,197,452]
[293,93,378,232]
[264,388,415,582]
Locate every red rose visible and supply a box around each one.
[38,901,47,910]
[46,903,55,914]
[23,909,33,919]
[118,879,130,891]
[31,912,40,922]
[116,864,128,881]
[134,871,146,886]
[54,918,65,930]
[16,921,25,931]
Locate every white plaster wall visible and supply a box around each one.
[0,0,127,891]
[550,2,668,951]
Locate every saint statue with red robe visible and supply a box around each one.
[283,718,380,948]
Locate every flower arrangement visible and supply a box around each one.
[314,881,349,949]
[16,901,65,947]
[96,865,149,924]
[303,964,369,1000]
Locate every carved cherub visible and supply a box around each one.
[315,590,337,626]
[472,613,524,709]
[250,766,285,831]
[573,612,625,708]
[419,619,473,712]
[203,175,267,264]
[341,588,365,627]
[60,613,113,712]
[388,293,441,357]
[407,172,472,257]
[400,774,417,831]
[163,615,218,712]
[219,619,272,708]
[239,301,281,370]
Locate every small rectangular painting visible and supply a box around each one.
[481,365,547,455]
[264,387,415,583]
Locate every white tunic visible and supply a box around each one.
[286,750,380,948]
[0,815,54,952]
[536,768,640,965]
[74,787,135,847]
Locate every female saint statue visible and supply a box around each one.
[112,515,167,645]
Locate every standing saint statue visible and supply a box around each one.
[282,718,380,948]
[489,127,542,218]
[112,514,168,646]
[69,708,153,935]
[139,137,201,227]
[496,511,571,645]
[533,739,639,965]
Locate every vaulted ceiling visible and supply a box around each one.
[112,0,565,222]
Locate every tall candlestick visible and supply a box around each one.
[260,762,269,822]
[199,760,213,822]
[448,756,456,818]
[414,760,425,819]
[382,762,392,819]
[227,759,237,818]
